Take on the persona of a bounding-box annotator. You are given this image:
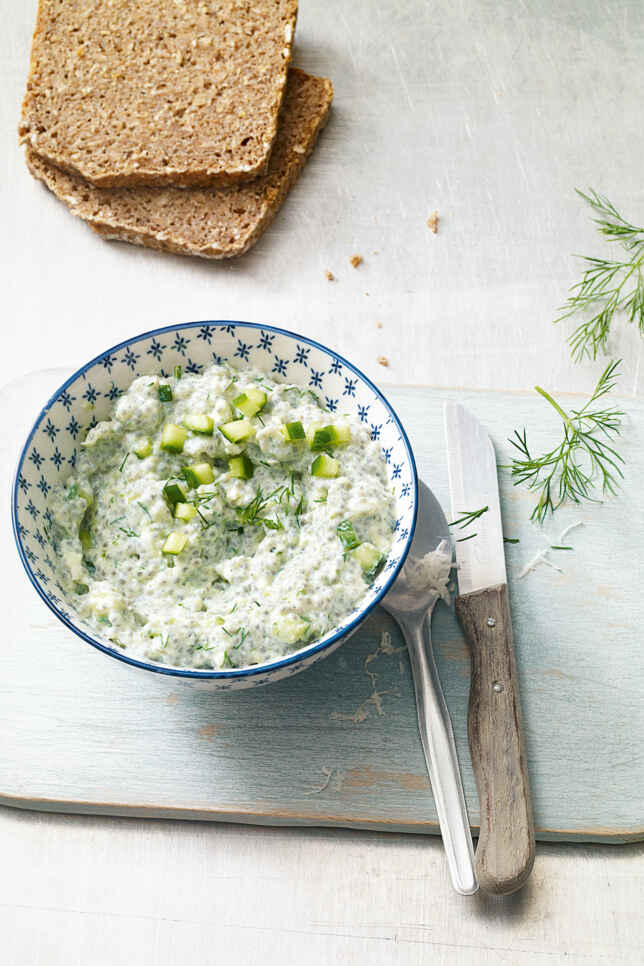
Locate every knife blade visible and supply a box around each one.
[444,401,535,895]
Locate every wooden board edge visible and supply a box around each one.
[2,793,643,844]
[381,381,642,404]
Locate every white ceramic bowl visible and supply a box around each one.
[12,321,418,689]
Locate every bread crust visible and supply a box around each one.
[26,69,333,259]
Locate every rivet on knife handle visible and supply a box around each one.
[455,582,535,895]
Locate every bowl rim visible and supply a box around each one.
[11,320,418,680]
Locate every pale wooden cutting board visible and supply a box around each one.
[2,370,642,842]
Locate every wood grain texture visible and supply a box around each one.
[2,372,644,844]
[456,584,535,894]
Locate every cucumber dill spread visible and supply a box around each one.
[48,363,395,669]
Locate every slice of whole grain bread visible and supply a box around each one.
[20,0,298,188]
[26,69,333,259]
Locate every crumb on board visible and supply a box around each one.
[427,210,439,233]
[377,355,389,367]
[349,254,363,268]
[324,269,335,281]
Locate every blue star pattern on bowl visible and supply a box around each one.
[11,321,418,691]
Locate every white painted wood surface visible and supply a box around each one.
[2,0,644,961]
[3,372,644,845]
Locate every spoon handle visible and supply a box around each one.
[400,615,478,895]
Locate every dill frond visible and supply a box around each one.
[509,360,624,522]
[556,190,644,362]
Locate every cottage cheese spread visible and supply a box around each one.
[49,363,396,669]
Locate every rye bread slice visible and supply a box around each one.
[19,0,298,188]
[26,69,333,259]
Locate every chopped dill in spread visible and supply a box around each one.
[48,363,395,670]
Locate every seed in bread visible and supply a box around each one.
[19,0,298,188]
[26,69,333,260]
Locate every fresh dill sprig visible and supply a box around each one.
[233,628,248,650]
[508,359,624,522]
[119,526,139,538]
[236,489,271,526]
[236,484,293,531]
[448,506,488,543]
[448,507,488,530]
[556,189,644,362]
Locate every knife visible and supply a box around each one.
[444,402,535,895]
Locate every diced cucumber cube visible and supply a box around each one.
[219,418,254,443]
[158,384,173,402]
[133,438,152,459]
[273,614,310,645]
[307,423,352,450]
[181,462,215,488]
[337,520,360,550]
[233,388,267,418]
[328,423,351,446]
[311,453,339,478]
[280,420,305,442]
[163,480,187,509]
[307,424,334,452]
[161,423,187,453]
[162,532,188,555]
[229,454,254,480]
[174,503,197,522]
[311,424,352,450]
[353,542,385,581]
[184,413,214,435]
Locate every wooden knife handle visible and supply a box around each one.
[455,583,535,895]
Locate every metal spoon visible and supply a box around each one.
[382,481,477,895]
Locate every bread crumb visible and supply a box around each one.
[349,254,363,268]
[324,269,335,281]
[377,356,389,367]
[427,210,439,234]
